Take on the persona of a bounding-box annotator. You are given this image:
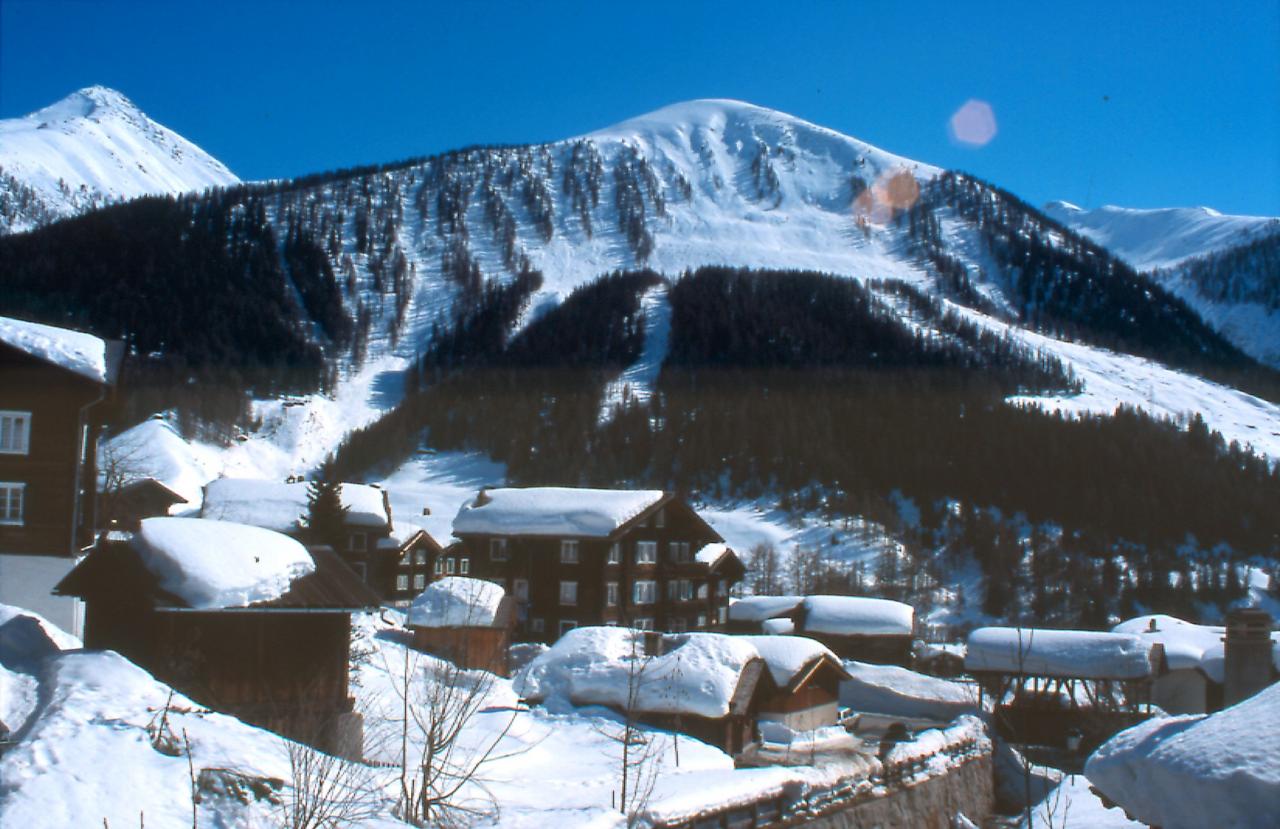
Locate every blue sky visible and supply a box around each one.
[3,1,1278,215]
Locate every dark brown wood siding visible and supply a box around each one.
[0,343,105,557]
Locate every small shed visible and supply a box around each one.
[54,517,380,757]
[102,477,189,527]
[965,627,1161,752]
[736,635,850,732]
[407,577,515,675]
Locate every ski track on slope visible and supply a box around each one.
[598,282,672,422]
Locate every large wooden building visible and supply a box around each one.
[451,487,745,643]
[0,316,122,635]
[54,517,380,756]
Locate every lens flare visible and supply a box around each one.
[853,167,920,224]
[949,99,997,147]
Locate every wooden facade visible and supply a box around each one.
[383,529,451,607]
[409,595,517,675]
[101,477,188,528]
[455,493,745,644]
[757,656,850,732]
[55,536,379,756]
[0,333,120,634]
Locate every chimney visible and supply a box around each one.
[1223,607,1275,707]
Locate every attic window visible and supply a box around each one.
[0,412,30,455]
[560,540,579,564]
[489,538,508,561]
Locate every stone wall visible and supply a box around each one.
[805,755,992,829]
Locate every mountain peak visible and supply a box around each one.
[31,85,143,123]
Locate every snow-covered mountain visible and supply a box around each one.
[1044,201,1280,366]
[1043,200,1278,272]
[0,86,239,234]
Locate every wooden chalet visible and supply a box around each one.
[727,594,915,665]
[54,518,380,757]
[382,523,451,607]
[0,315,122,636]
[741,635,852,733]
[406,576,517,675]
[965,627,1162,753]
[452,487,745,644]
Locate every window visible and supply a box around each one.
[607,543,621,564]
[434,558,444,575]
[459,558,470,575]
[396,574,409,592]
[633,580,656,605]
[0,412,30,455]
[717,606,728,624]
[558,620,577,636]
[444,556,455,574]
[667,579,693,602]
[559,581,578,606]
[489,538,508,561]
[636,541,657,565]
[514,578,529,601]
[413,574,426,590]
[633,617,654,631]
[606,581,619,607]
[655,507,665,528]
[0,478,24,524]
[348,532,367,553]
[531,617,545,633]
[560,540,579,564]
[668,541,692,563]
[415,550,428,565]
[400,551,411,566]
[697,583,709,599]
[696,613,707,628]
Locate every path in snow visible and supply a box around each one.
[598,282,672,422]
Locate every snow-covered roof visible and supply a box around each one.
[452,487,666,538]
[133,517,315,610]
[965,627,1155,680]
[1086,682,1280,829]
[839,661,979,721]
[803,596,914,637]
[728,595,914,636]
[761,618,795,636]
[695,542,730,566]
[515,627,762,719]
[201,478,390,533]
[1111,614,1279,682]
[0,315,108,383]
[735,635,842,688]
[407,578,506,628]
[728,595,803,623]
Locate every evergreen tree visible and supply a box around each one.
[304,480,349,550]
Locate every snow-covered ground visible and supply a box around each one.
[0,86,239,234]
[0,602,990,828]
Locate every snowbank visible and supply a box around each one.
[135,517,315,609]
[839,661,979,721]
[201,478,390,533]
[516,627,761,718]
[736,635,840,687]
[1086,682,1280,829]
[804,596,914,637]
[965,627,1154,679]
[100,417,221,506]
[1112,614,1225,672]
[407,577,505,628]
[452,487,666,538]
[0,315,107,383]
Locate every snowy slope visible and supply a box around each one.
[1043,201,1278,272]
[0,86,238,234]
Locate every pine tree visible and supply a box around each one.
[304,480,348,550]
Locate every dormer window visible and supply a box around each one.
[0,412,30,455]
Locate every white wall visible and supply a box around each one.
[0,553,82,637]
